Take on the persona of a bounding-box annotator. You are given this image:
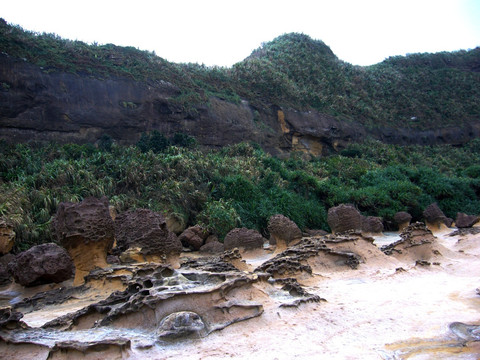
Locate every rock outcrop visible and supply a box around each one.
[53,196,115,285]
[455,212,480,228]
[394,211,412,231]
[199,241,225,254]
[8,243,74,287]
[423,203,450,230]
[0,253,15,285]
[178,225,209,251]
[114,208,182,266]
[224,228,266,251]
[0,220,15,255]
[327,204,363,234]
[362,216,384,234]
[267,214,302,250]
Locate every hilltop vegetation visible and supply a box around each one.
[1,139,480,251]
[1,19,479,129]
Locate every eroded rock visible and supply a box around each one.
[394,211,412,231]
[224,228,266,251]
[0,220,15,255]
[157,311,206,339]
[8,243,74,287]
[114,208,182,266]
[178,225,209,251]
[423,203,450,230]
[267,214,302,250]
[0,253,15,285]
[455,212,480,228]
[199,241,225,254]
[53,196,115,285]
[362,216,384,234]
[327,204,363,234]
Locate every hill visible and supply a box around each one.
[1,19,480,154]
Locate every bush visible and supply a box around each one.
[197,199,240,240]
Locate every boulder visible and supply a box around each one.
[0,220,15,255]
[267,214,302,249]
[423,203,450,229]
[0,253,15,285]
[8,243,74,287]
[178,225,209,251]
[455,213,480,228]
[327,204,363,234]
[224,228,266,251]
[157,311,206,339]
[53,196,115,285]
[114,208,182,266]
[362,216,384,234]
[394,211,412,231]
[199,240,225,254]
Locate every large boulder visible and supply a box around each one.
[455,213,480,228]
[8,243,74,287]
[267,214,302,250]
[53,196,115,285]
[0,220,15,255]
[224,228,266,251]
[362,216,384,234]
[423,203,450,230]
[327,204,363,234]
[114,208,182,266]
[178,225,209,251]
[394,211,412,231]
[199,240,225,254]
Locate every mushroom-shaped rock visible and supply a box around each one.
[394,211,412,231]
[114,208,182,267]
[8,243,74,287]
[455,213,480,228]
[0,220,15,255]
[423,203,450,230]
[157,311,206,339]
[178,225,209,251]
[362,216,384,234]
[327,204,363,234]
[224,228,266,251]
[53,196,115,285]
[267,214,302,251]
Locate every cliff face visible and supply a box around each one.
[1,54,479,155]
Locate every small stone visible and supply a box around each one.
[157,311,205,339]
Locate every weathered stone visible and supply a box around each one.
[455,212,480,228]
[178,225,208,251]
[423,203,449,229]
[394,211,412,231]
[304,229,328,237]
[114,208,182,266]
[0,253,15,285]
[327,204,363,234]
[199,241,225,254]
[157,311,206,339]
[362,216,384,234]
[8,243,74,287]
[0,220,15,255]
[53,196,115,285]
[267,214,302,249]
[224,228,266,251]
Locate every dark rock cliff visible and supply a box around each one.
[1,54,478,155]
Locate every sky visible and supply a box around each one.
[2,0,480,67]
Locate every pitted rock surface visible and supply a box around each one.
[157,311,206,339]
[53,196,115,285]
[394,211,412,230]
[8,243,74,287]
[199,240,225,254]
[114,208,182,259]
[224,228,266,250]
[267,214,302,246]
[327,204,363,234]
[362,216,384,234]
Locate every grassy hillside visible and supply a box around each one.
[1,139,480,251]
[1,19,479,129]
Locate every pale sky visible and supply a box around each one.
[2,0,480,67]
